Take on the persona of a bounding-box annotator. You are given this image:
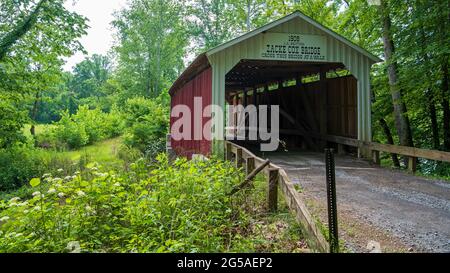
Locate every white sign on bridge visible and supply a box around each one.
[261,33,327,62]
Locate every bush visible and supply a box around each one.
[0,155,244,253]
[53,110,89,149]
[38,106,125,150]
[0,145,74,191]
[123,97,168,153]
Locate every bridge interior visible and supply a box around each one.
[225,59,358,153]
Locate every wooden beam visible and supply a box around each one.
[246,157,256,175]
[226,142,233,161]
[279,109,318,150]
[277,168,329,252]
[229,159,270,196]
[372,150,380,165]
[280,129,450,164]
[408,157,417,173]
[224,141,330,252]
[267,168,279,212]
[236,148,243,168]
[319,69,328,148]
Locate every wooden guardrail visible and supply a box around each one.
[280,129,450,172]
[225,141,330,253]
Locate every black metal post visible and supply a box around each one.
[325,148,339,253]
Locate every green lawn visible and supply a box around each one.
[22,124,54,139]
[22,124,123,166]
[61,137,124,166]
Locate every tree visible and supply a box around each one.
[187,0,236,51]
[379,0,414,148]
[113,0,188,98]
[229,0,267,32]
[70,54,112,100]
[0,0,87,145]
[0,0,48,61]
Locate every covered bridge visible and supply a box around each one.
[169,11,381,158]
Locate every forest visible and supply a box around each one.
[0,0,449,253]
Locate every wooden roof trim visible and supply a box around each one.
[206,11,382,63]
[168,53,211,96]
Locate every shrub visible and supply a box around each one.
[53,110,89,149]
[0,145,74,191]
[38,106,125,150]
[72,106,106,144]
[0,155,244,253]
[123,97,168,153]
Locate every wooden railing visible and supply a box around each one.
[280,129,450,172]
[225,141,330,253]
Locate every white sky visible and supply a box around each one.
[63,0,128,71]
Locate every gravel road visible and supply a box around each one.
[266,152,450,253]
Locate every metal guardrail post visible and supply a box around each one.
[325,148,339,253]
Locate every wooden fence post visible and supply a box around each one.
[337,144,346,155]
[372,150,380,165]
[408,157,417,173]
[236,148,243,168]
[246,157,255,176]
[226,142,233,161]
[267,168,279,212]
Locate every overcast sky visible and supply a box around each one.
[63,0,128,71]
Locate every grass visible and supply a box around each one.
[232,174,309,253]
[22,124,54,139]
[61,137,123,166]
[0,137,125,201]
[22,124,124,166]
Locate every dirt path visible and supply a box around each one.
[266,152,450,253]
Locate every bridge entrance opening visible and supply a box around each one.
[225,59,358,153]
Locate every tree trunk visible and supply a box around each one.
[442,62,450,151]
[380,0,414,148]
[426,88,440,149]
[418,24,440,149]
[371,88,400,167]
[439,1,450,151]
[246,0,251,31]
[378,118,401,167]
[30,91,41,146]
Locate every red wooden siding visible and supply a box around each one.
[170,67,212,158]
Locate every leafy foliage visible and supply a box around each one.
[123,96,168,155]
[0,155,237,252]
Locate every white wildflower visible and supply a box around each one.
[57,168,64,173]
[9,197,20,203]
[42,173,51,178]
[53,178,62,183]
[32,205,41,211]
[0,216,10,222]
[94,172,107,178]
[17,201,28,207]
[64,176,72,181]
[32,191,41,197]
[113,182,121,187]
[58,192,65,198]
[23,210,29,214]
[47,188,56,194]
[85,205,92,211]
[66,241,81,253]
[77,190,86,197]
[74,171,80,176]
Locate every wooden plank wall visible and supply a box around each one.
[251,75,357,140]
[170,68,212,158]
